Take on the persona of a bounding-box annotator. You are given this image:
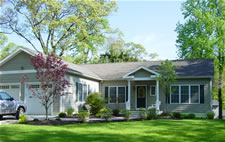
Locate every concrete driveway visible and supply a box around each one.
[0,116,19,125]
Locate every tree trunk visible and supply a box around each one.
[218,70,223,119]
[165,87,168,112]
[45,106,48,121]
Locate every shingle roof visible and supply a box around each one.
[19,48,214,81]
[80,59,214,80]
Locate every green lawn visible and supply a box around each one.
[0,119,225,142]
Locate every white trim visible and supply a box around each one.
[0,83,21,101]
[0,69,36,75]
[0,48,36,67]
[123,66,159,79]
[108,86,126,104]
[150,85,156,96]
[135,85,147,109]
[170,84,200,104]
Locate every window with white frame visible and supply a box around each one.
[118,87,126,103]
[170,85,200,104]
[76,82,91,102]
[171,86,179,103]
[181,86,189,104]
[150,86,156,96]
[191,86,199,103]
[109,86,126,103]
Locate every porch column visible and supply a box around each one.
[126,80,131,110]
[156,80,160,114]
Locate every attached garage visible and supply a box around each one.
[0,83,21,101]
[24,83,52,115]
[0,48,101,116]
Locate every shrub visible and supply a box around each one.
[161,112,171,116]
[113,109,120,116]
[66,107,74,116]
[206,112,215,119]
[85,93,105,115]
[181,113,196,119]
[172,112,181,119]
[78,110,90,123]
[186,113,196,119]
[58,112,67,118]
[19,114,27,124]
[139,108,148,120]
[121,109,131,121]
[147,108,157,120]
[181,113,187,119]
[99,107,112,121]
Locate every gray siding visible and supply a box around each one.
[0,52,34,71]
[160,78,212,113]
[131,69,154,77]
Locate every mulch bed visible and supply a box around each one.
[25,118,142,126]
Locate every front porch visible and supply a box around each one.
[124,66,161,113]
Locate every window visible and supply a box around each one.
[0,92,11,100]
[109,87,117,103]
[170,85,200,104]
[181,86,189,104]
[78,83,83,102]
[118,87,125,103]
[108,86,126,103]
[191,86,199,103]
[84,84,87,101]
[76,82,91,102]
[150,86,156,96]
[171,86,179,103]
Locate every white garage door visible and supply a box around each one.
[0,84,20,101]
[25,83,51,115]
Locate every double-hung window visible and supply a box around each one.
[76,82,91,102]
[109,86,126,103]
[170,85,200,104]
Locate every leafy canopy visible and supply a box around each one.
[0,33,21,60]
[175,0,225,118]
[156,60,177,96]
[0,0,117,56]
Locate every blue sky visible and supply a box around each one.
[108,0,185,60]
[6,0,185,60]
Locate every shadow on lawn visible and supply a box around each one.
[0,120,225,142]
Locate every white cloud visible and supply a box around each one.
[131,33,178,60]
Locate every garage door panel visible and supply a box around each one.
[25,83,51,115]
[0,84,20,101]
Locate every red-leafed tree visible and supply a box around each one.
[30,53,70,120]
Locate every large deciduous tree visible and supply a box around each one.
[29,54,70,120]
[0,0,117,56]
[175,0,225,119]
[156,60,177,112]
[0,33,21,60]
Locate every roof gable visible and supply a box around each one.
[123,66,159,79]
[0,48,35,67]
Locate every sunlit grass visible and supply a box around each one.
[0,119,225,142]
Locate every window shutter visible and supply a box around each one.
[105,87,108,104]
[167,94,170,104]
[200,85,204,104]
[126,86,128,102]
[76,82,79,102]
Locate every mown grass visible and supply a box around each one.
[0,119,225,142]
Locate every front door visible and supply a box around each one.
[136,86,146,109]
